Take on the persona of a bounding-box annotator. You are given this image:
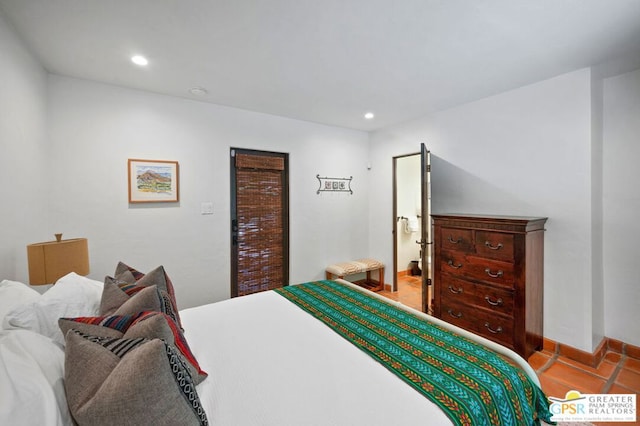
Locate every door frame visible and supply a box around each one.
[392,146,431,312]
[392,152,420,293]
[419,144,431,313]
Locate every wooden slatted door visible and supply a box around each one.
[230,149,289,297]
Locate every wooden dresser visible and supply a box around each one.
[432,214,547,359]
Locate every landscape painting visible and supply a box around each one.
[128,159,179,203]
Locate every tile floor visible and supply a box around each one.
[378,274,423,312]
[379,274,640,426]
[531,349,640,426]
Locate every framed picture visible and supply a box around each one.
[128,159,179,203]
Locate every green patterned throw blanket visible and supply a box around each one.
[275,280,553,426]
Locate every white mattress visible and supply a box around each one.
[183,287,454,426]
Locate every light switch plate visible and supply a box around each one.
[201,202,214,215]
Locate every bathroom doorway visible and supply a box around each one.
[392,144,431,313]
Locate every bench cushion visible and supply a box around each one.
[326,258,384,276]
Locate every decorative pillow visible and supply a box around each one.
[114,261,145,282]
[3,273,103,345]
[0,280,41,326]
[101,263,182,328]
[59,311,207,384]
[59,314,135,339]
[106,283,182,328]
[64,330,208,425]
[122,312,207,383]
[114,262,176,303]
[98,276,133,315]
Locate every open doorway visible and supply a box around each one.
[391,146,431,313]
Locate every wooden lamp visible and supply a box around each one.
[26,234,90,285]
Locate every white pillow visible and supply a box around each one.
[0,280,41,325]
[3,273,104,346]
[40,272,103,307]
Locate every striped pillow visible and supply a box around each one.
[64,330,208,426]
[101,263,182,328]
[59,311,207,385]
[101,282,181,330]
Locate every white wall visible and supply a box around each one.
[369,69,598,351]
[603,68,640,347]
[0,13,49,281]
[46,76,370,309]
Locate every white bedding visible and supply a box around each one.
[183,286,454,426]
[183,279,541,426]
[0,329,72,426]
[1,277,541,426]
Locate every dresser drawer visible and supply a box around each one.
[440,300,514,349]
[440,227,473,252]
[475,231,514,261]
[440,251,515,289]
[440,276,514,316]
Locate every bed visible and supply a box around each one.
[0,265,553,426]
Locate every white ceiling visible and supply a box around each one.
[2,0,640,131]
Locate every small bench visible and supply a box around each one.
[325,258,385,292]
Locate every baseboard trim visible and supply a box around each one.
[543,336,640,368]
[387,269,414,292]
[397,269,411,277]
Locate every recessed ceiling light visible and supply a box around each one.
[189,87,208,96]
[131,55,148,66]
[364,112,375,120]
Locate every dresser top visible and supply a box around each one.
[431,213,547,232]
[432,213,547,221]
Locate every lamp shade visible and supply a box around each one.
[27,237,90,285]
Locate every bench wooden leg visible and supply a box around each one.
[364,268,384,292]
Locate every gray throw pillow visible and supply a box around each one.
[64,330,208,426]
[102,263,182,328]
[59,311,207,385]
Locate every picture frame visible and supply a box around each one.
[128,159,179,203]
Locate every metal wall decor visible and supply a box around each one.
[316,175,353,194]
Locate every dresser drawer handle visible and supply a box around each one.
[447,260,463,269]
[484,241,503,250]
[448,285,463,294]
[484,322,503,334]
[447,235,462,244]
[484,295,503,306]
[447,309,463,319]
[484,268,503,278]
